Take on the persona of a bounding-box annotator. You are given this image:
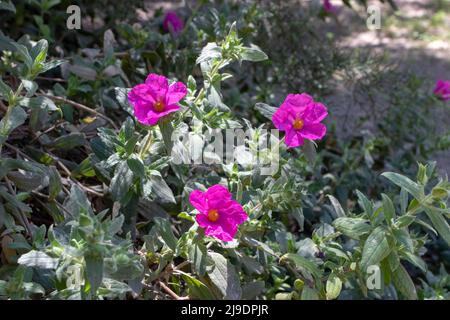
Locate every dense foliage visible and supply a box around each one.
[0,0,449,300]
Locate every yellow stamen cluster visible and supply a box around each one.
[293,118,304,130]
[154,100,165,112]
[207,209,220,222]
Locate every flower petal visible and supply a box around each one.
[189,190,207,213]
[285,129,304,147]
[196,213,212,228]
[303,103,328,123]
[144,105,180,125]
[206,224,235,242]
[205,184,232,200]
[128,84,155,124]
[167,81,187,105]
[283,93,313,107]
[300,122,327,140]
[163,11,184,34]
[434,80,450,101]
[145,74,169,100]
[227,201,248,225]
[272,107,292,131]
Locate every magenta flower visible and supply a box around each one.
[163,11,184,35]
[323,0,335,13]
[189,185,248,242]
[128,73,187,126]
[433,79,450,101]
[272,93,328,148]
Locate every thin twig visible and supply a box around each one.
[4,176,32,236]
[157,281,189,300]
[54,159,104,197]
[4,142,33,160]
[32,191,74,219]
[38,93,119,130]
[173,261,190,271]
[36,76,67,83]
[30,120,66,143]
[4,142,102,197]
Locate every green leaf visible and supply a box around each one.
[21,80,38,96]
[206,83,229,112]
[0,158,45,179]
[302,139,317,164]
[110,161,134,203]
[431,187,448,200]
[387,250,400,272]
[301,286,319,300]
[242,281,265,299]
[280,253,322,284]
[19,96,58,111]
[360,226,391,272]
[382,172,424,200]
[182,274,215,300]
[326,274,342,300]
[254,102,277,120]
[275,292,295,300]
[0,0,16,13]
[12,42,33,71]
[48,165,62,201]
[356,190,373,215]
[64,185,92,218]
[148,171,176,204]
[153,217,178,251]
[159,119,174,153]
[72,157,96,178]
[124,135,139,155]
[402,251,427,273]
[0,76,13,99]
[127,157,145,177]
[396,215,415,228]
[381,193,395,224]
[240,45,268,62]
[196,42,222,65]
[327,195,346,218]
[108,214,124,235]
[85,253,104,295]
[424,208,450,246]
[391,263,417,300]
[207,252,242,300]
[18,250,58,269]
[7,171,43,191]
[0,31,16,51]
[189,240,207,276]
[0,106,27,145]
[47,132,86,150]
[30,39,48,64]
[333,217,371,240]
[399,188,409,214]
[41,59,65,74]
[114,87,132,114]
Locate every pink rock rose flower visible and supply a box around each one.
[128,73,187,126]
[323,0,335,13]
[433,79,450,101]
[163,11,184,35]
[189,185,248,242]
[272,93,328,148]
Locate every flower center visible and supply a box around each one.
[154,99,165,112]
[207,209,220,222]
[292,118,304,130]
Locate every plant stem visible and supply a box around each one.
[139,130,153,159]
[0,82,24,155]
